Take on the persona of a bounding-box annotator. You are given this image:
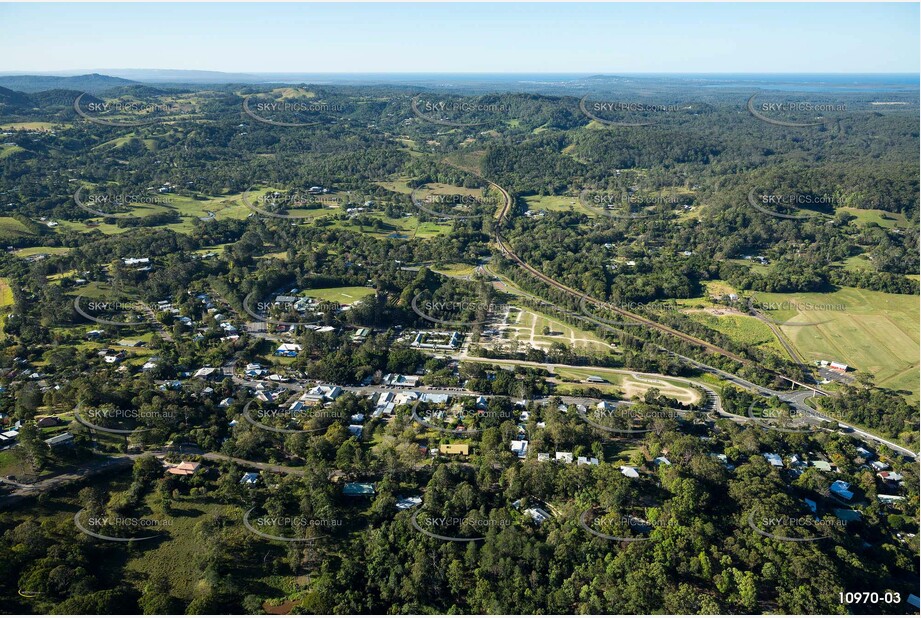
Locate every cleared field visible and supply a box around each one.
[683,310,790,359]
[432,263,477,278]
[305,286,376,304]
[501,306,613,355]
[0,121,70,131]
[0,216,36,238]
[521,194,592,216]
[839,207,909,229]
[333,212,452,240]
[0,277,13,339]
[755,287,920,400]
[551,366,701,404]
[0,144,25,159]
[14,246,72,257]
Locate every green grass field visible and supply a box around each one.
[839,207,909,229]
[0,121,70,131]
[0,277,14,337]
[432,263,477,278]
[305,286,376,304]
[683,309,790,359]
[0,216,36,238]
[0,144,25,159]
[755,287,920,400]
[14,246,72,258]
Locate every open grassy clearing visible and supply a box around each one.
[839,207,909,229]
[553,366,701,404]
[521,194,593,216]
[682,310,790,359]
[754,287,919,400]
[304,286,376,304]
[0,277,13,340]
[0,216,36,238]
[432,263,477,278]
[498,306,614,355]
[0,122,71,131]
[13,246,71,258]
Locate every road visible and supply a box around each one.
[453,165,916,460]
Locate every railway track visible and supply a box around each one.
[480,173,751,364]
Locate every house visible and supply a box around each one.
[878,471,904,483]
[524,507,551,525]
[302,385,342,403]
[585,375,607,384]
[123,257,150,266]
[811,460,833,472]
[870,460,889,472]
[829,361,848,373]
[240,472,259,485]
[510,440,528,458]
[804,498,818,513]
[104,352,126,364]
[274,343,302,357]
[440,443,470,456]
[620,466,640,478]
[36,416,60,428]
[653,456,671,467]
[555,451,573,463]
[166,461,201,476]
[577,456,600,466]
[877,494,906,505]
[218,397,234,408]
[193,367,219,380]
[856,447,873,459]
[347,425,363,438]
[343,482,376,496]
[764,453,783,468]
[830,480,854,501]
[396,496,422,510]
[537,452,550,462]
[44,432,74,447]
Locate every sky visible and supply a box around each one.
[0,2,918,74]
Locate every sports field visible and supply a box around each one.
[755,287,920,400]
[305,286,376,304]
